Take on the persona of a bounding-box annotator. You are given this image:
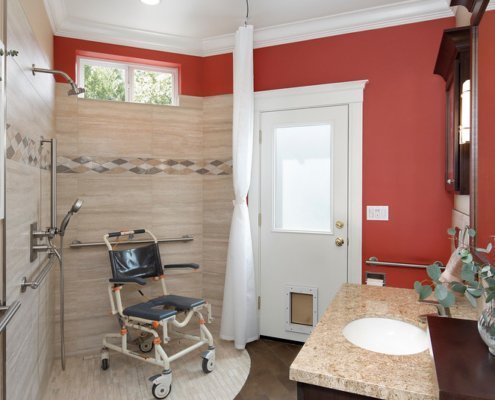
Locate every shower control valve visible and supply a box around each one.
[32,227,57,239]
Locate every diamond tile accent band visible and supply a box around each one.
[6,126,51,169]
[57,156,233,176]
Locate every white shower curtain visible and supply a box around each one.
[220,25,259,349]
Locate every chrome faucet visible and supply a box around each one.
[418,299,451,323]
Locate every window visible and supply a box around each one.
[273,124,333,233]
[78,57,178,106]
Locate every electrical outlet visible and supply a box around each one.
[366,206,389,221]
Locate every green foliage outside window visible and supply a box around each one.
[82,63,174,105]
[83,64,126,101]
[133,69,173,105]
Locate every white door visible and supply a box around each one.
[259,105,349,342]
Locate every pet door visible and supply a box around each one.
[285,285,317,334]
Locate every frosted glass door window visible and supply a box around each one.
[273,124,332,233]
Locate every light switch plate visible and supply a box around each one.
[366,206,389,221]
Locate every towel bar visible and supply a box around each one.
[366,256,445,269]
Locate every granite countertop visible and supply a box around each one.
[289,283,478,400]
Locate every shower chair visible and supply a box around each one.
[101,229,215,399]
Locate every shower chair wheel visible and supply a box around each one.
[101,348,109,370]
[201,357,215,373]
[139,339,154,353]
[150,370,172,399]
[201,349,215,373]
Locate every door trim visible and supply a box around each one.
[250,80,368,315]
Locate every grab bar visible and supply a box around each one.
[20,255,55,292]
[366,257,445,269]
[0,300,21,333]
[70,235,194,248]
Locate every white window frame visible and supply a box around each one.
[77,56,179,106]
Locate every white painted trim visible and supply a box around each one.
[205,0,454,56]
[250,80,367,319]
[45,0,454,57]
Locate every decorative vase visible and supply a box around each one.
[478,299,495,356]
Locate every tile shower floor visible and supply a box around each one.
[43,334,250,400]
[42,336,301,400]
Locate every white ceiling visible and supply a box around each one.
[43,0,458,56]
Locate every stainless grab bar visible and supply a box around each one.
[70,235,194,248]
[0,301,21,333]
[366,256,445,269]
[20,255,55,292]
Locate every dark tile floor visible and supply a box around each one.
[235,338,303,400]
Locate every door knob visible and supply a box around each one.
[335,237,345,247]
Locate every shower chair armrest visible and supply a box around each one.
[163,263,199,270]
[109,277,147,286]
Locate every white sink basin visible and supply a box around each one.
[342,317,428,356]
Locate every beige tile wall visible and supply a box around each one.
[202,95,234,329]
[5,0,55,399]
[55,80,234,353]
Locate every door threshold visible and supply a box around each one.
[259,335,304,346]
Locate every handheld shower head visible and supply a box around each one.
[70,199,83,213]
[59,199,83,236]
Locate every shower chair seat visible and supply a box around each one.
[123,301,178,321]
[151,294,206,313]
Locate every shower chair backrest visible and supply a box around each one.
[109,243,163,281]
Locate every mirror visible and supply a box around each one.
[474,4,495,249]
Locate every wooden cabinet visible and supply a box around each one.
[434,27,471,194]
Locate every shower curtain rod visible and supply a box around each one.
[70,235,194,248]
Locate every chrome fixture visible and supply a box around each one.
[30,139,58,260]
[0,301,21,333]
[30,222,57,262]
[42,138,57,230]
[20,256,55,292]
[365,257,445,270]
[58,199,83,371]
[70,234,194,248]
[418,299,452,324]
[31,65,85,96]
[59,199,83,237]
[244,0,250,25]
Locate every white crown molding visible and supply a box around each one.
[203,0,454,55]
[43,0,67,34]
[55,16,203,56]
[46,0,455,57]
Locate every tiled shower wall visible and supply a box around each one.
[55,86,234,354]
[203,96,234,322]
[5,0,55,399]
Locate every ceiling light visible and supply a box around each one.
[140,0,160,5]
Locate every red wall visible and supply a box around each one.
[54,36,231,97]
[54,17,455,288]
[252,19,454,288]
[477,10,495,250]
